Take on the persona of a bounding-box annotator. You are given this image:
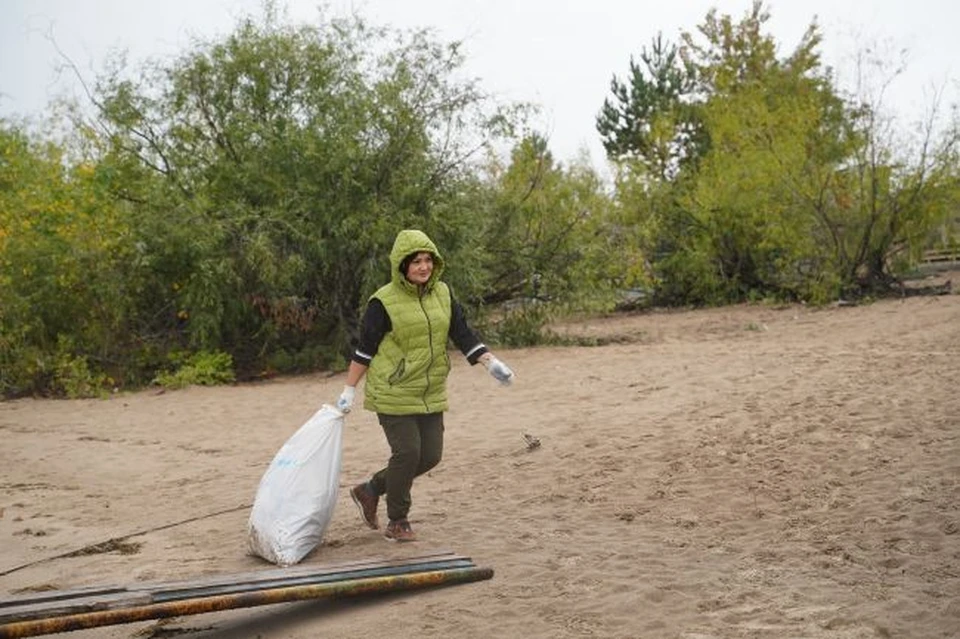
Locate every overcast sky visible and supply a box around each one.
[1,0,957,172]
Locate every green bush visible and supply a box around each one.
[53,352,110,399]
[153,351,236,389]
[485,303,552,348]
[266,345,344,376]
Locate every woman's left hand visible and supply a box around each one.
[480,354,515,386]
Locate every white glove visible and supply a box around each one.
[336,385,355,413]
[481,355,515,386]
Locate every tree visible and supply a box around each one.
[468,134,616,306]
[2,7,537,397]
[664,3,850,302]
[820,50,960,292]
[0,123,137,395]
[449,133,618,344]
[83,11,518,376]
[607,1,957,304]
[596,34,703,181]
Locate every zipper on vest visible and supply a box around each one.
[419,289,434,411]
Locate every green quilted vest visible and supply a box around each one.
[363,230,452,415]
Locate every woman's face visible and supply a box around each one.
[404,252,434,285]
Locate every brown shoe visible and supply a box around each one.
[350,483,380,530]
[384,519,417,542]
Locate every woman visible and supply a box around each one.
[335,229,515,542]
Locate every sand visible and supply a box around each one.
[2,271,958,639]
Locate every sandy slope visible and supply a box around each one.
[2,273,958,638]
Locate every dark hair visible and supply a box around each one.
[399,252,431,275]
[399,254,414,275]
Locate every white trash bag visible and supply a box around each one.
[247,405,344,566]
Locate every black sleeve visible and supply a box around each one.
[352,298,391,365]
[449,294,488,365]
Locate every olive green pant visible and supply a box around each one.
[368,412,444,522]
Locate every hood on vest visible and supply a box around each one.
[389,229,446,292]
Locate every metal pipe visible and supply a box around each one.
[1,561,475,622]
[0,566,494,638]
[152,559,476,602]
[1,552,470,613]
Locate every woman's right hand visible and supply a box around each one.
[336,385,355,413]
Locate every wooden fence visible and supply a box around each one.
[921,248,960,264]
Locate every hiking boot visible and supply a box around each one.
[350,483,380,530]
[384,519,417,542]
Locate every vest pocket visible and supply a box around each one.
[388,358,406,385]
